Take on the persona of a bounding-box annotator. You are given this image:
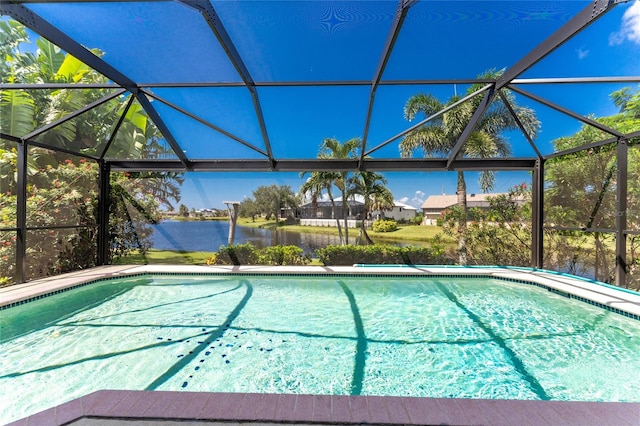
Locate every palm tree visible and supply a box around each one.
[347,171,394,245]
[300,170,345,244]
[400,69,539,263]
[318,137,361,245]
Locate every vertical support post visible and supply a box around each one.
[531,159,544,269]
[615,137,628,287]
[97,160,110,265]
[15,140,27,283]
[224,201,240,245]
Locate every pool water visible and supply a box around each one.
[1,274,640,423]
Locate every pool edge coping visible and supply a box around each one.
[6,390,640,426]
[2,264,639,319]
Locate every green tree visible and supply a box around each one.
[545,85,640,285]
[0,20,182,283]
[299,171,344,244]
[239,198,260,221]
[318,137,361,244]
[178,204,189,217]
[347,171,394,245]
[400,69,539,263]
[252,184,298,222]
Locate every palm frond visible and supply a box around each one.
[0,89,35,136]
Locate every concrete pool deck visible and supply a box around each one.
[3,264,640,318]
[3,265,640,425]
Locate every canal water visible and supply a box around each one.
[151,220,344,255]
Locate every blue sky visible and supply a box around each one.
[16,1,640,210]
[174,1,640,211]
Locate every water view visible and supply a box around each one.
[151,220,343,254]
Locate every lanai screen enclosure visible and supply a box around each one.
[1,0,639,286]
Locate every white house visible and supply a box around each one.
[373,201,417,222]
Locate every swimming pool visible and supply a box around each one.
[2,271,640,424]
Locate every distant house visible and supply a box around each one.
[299,199,364,220]
[192,208,222,218]
[373,201,417,222]
[421,193,506,225]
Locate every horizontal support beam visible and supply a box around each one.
[544,226,616,234]
[0,83,124,90]
[512,76,640,84]
[108,158,537,173]
[3,76,638,91]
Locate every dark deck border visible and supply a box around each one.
[7,390,640,426]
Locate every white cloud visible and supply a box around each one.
[399,190,425,209]
[577,47,589,59]
[610,1,640,45]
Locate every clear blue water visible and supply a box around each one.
[151,220,342,253]
[1,275,640,424]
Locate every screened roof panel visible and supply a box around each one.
[26,2,242,83]
[150,98,267,160]
[32,91,130,157]
[521,2,640,78]
[104,97,179,160]
[509,83,631,121]
[2,0,638,170]
[147,87,266,153]
[366,84,478,158]
[258,85,370,158]
[384,1,587,81]
[516,95,613,156]
[213,0,395,82]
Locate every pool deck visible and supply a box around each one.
[3,265,640,426]
[7,390,640,426]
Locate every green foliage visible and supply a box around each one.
[314,244,448,266]
[206,243,260,265]
[438,184,533,266]
[372,218,398,232]
[347,170,394,245]
[259,245,311,266]
[251,184,298,221]
[206,244,310,266]
[238,198,260,220]
[411,214,423,226]
[0,21,183,284]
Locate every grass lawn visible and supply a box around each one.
[112,219,447,266]
[113,249,215,265]
[240,218,450,244]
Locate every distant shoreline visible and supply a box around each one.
[160,215,228,222]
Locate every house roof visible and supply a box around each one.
[421,193,505,209]
[393,201,417,210]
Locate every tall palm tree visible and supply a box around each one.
[347,171,394,245]
[400,69,539,263]
[300,170,345,244]
[318,137,361,245]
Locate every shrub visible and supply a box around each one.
[259,245,310,265]
[207,243,259,265]
[372,218,398,232]
[315,244,449,266]
[411,214,423,226]
[206,243,310,266]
